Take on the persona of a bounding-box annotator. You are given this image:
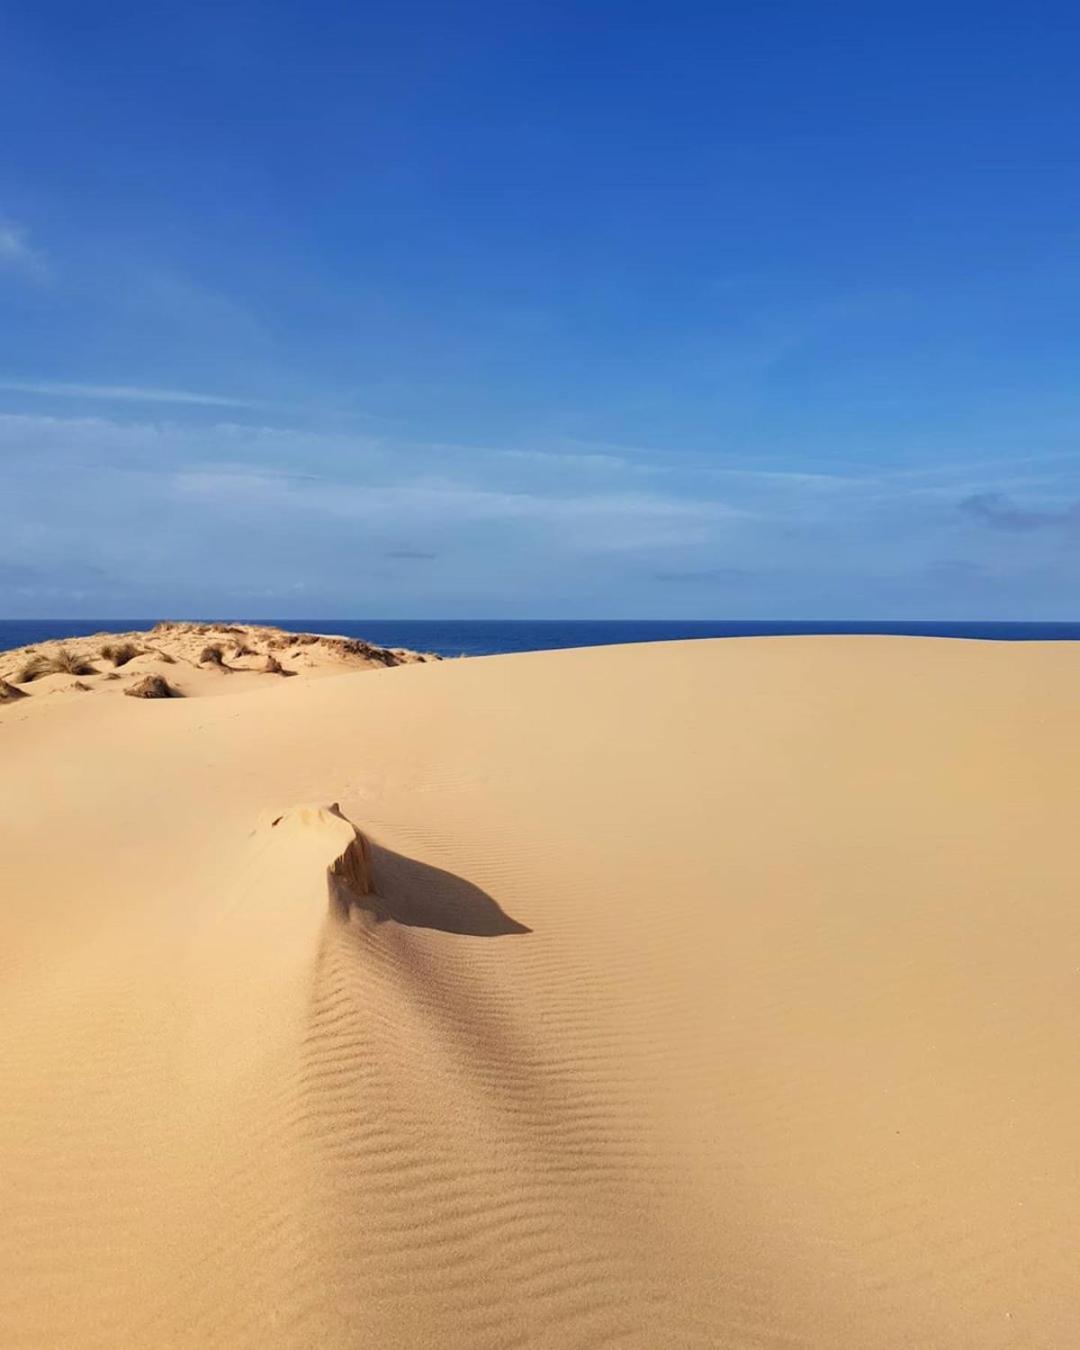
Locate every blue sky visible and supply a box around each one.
[2,1,1080,618]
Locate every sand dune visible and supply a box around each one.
[0,621,437,715]
[2,635,1079,1347]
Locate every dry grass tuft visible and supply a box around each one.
[198,644,229,668]
[16,648,99,682]
[125,674,177,699]
[100,641,142,667]
[0,677,28,701]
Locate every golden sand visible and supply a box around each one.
[2,633,1078,1347]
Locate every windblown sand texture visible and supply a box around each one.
[2,634,1079,1348]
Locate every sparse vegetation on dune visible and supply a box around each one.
[100,641,142,667]
[125,674,178,699]
[198,644,229,668]
[16,648,98,682]
[0,623,437,698]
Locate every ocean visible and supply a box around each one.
[2,618,1079,658]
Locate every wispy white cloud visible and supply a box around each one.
[0,379,264,409]
[959,492,1080,532]
[0,218,47,279]
[173,463,737,552]
[3,408,1080,619]
[490,447,637,471]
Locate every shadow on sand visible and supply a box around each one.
[331,842,531,938]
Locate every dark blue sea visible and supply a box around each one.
[2,619,1079,658]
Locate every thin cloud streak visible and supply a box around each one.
[0,379,263,409]
[173,464,737,551]
[959,492,1080,532]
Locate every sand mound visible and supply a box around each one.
[2,636,1079,1347]
[0,623,436,710]
[0,676,27,701]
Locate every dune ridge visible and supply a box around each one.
[2,635,1080,1347]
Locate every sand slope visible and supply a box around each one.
[2,636,1079,1347]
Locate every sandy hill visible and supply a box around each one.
[0,621,437,713]
[2,635,1079,1347]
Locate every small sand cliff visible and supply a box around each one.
[0,620,439,709]
[267,801,375,913]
